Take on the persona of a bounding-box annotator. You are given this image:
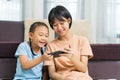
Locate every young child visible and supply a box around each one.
[45,5,93,80]
[14,22,50,80]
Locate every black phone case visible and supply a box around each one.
[48,50,65,58]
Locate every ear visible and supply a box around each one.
[67,18,71,24]
[29,32,33,40]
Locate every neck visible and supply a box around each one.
[58,32,73,41]
[30,42,41,54]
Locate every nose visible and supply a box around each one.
[41,36,48,42]
[57,24,62,30]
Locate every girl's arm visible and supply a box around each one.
[19,51,51,70]
[19,55,43,70]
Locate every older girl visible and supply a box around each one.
[45,5,93,80]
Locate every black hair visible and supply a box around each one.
[29,22,49,33]
[48,5,72,29]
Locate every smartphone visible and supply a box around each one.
[48,50,65,58]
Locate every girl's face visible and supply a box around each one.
[53,18,71,37]
[29,26,49,48]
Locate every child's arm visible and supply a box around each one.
[19,55,43,70]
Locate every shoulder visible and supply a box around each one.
[19,41,29,47]
[15,41,31,56]
[73,34,89,42]
[17,41,30,50]
[47,38,58,45]
[46,38,61,51]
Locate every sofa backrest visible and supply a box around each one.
[0,21,24,58]
[0,21,24,42]
[90,44,120,61]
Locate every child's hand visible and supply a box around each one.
[42,52,53,61]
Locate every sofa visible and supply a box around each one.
[89,44,120,80]
[0,20,120,80]
[0,21,24,79]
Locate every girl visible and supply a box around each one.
[14,22,50,80]
[45,5,93,80]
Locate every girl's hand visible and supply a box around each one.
[42,52,53,61]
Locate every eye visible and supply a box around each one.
[60,21,66,25]
[45,34,49,37]
[53,24,58,27]
[39,33,43,36]
[39,34,43,36]
[60,22,64,25]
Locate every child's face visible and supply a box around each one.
[29,26,49,48]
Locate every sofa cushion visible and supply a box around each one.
[89,61,120,79]
[0,58,16,79]
[24,19,55,41]
[70,20,91,42]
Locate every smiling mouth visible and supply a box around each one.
[59,30,64,34]
[39,41,46,45]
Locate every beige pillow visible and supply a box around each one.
[24,19,90,42]
[24,19,54,42]
[70,20,91,42]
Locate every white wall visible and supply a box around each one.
[24,0,44,19]
[85,0,98,43]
